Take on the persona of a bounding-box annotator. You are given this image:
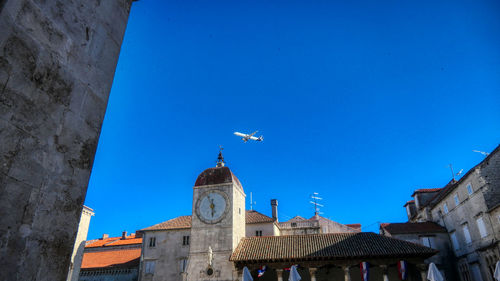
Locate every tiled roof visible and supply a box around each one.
[380,222,447,235]
[411,188,442,196]
[230,233,437,262]
[194,166,242,188]
[81,248,141,269]
[141,211,276,231]
[346,224,362,231]
[246,210,274,224]
[85,234,141,248]
[284,216,306,223]
[140,216,192,231]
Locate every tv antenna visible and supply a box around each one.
[310,192,324,216]
[473,150,490,157]
[250,192,256,210]
[448,164,463,180]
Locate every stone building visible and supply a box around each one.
[383,144,500,281]
[136,152,436,281]
[79,232,142,281]
[67,206,95,281]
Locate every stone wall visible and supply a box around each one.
[0,1,133,280]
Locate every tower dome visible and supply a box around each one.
[194,166,242,190]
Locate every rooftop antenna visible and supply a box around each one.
[473,150,490,157]
[250,192,256,210]
[309,192,324,216]
[448,164,463,180]
[449,164,455,180]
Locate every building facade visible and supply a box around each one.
[79,232,142,281]
[136,152,436,281]
[67,206,95,281]
[384,145,500,281]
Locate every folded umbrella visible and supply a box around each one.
[289,265,301,281]
[494,261,500,281]
[243,266,253,281]
[427,263,444,281]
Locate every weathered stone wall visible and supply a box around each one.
[0,1,133,280]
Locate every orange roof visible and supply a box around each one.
[107,238,143,246]
[81,248,141,269]
[86,234,142,248]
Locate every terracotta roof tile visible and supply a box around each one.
[140,216,192,231]
[246,210,274,224]
[81,248,141,269]
[85,235,141,248]
[230,233,436,262]
[106,238,143,246]
[380,222,447,235]
[346,224,362,231]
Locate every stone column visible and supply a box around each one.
[309,268,317,281]
[417,264,428,281]
[343,266,351,281]
[181,272,188,281]
[276,269,283,281]
[380,265,389,281]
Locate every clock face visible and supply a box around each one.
[197,191,228,223]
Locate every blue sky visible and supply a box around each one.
[85,0,500,238]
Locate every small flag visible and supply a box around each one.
[360,262,369,281]
[258,265,267,277]
[398,260,408,280]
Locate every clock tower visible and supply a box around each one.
[186,151,246,281]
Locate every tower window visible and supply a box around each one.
[183,235,190,246]
[255,230,262,236]
[145,261,156,274]
[149,237,156,248]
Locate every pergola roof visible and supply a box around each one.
[230,232,437,263]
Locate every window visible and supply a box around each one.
[450,232,460,251]
[149,237,156,248]
[443,203,449,214]
[421,236,433,248]
[466,183,473,195]
[255,230,262,236]
[182,235,190,245]
[459,263,471,281]
[462,225,472,244]
[454,194,460,206]
[179,258,188,273]
[145,261,156,274]
[476,217,488,238]
[239,208,241,215]
[291,222,297,227]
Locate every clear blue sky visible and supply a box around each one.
[85,0,500,239]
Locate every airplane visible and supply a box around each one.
[234,131,264,143]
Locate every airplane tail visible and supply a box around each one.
[257,136,264,141]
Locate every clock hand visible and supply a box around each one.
[210,198,215,217]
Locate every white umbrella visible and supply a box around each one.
[242,266,253,281]
[494,261,500,281]
[427,263,444,281]
[289,265,302,281]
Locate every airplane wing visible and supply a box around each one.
[248,131,258,137]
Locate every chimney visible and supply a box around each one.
[271,199,278,222]
[122,231,127,239]
[101,234,109,240]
